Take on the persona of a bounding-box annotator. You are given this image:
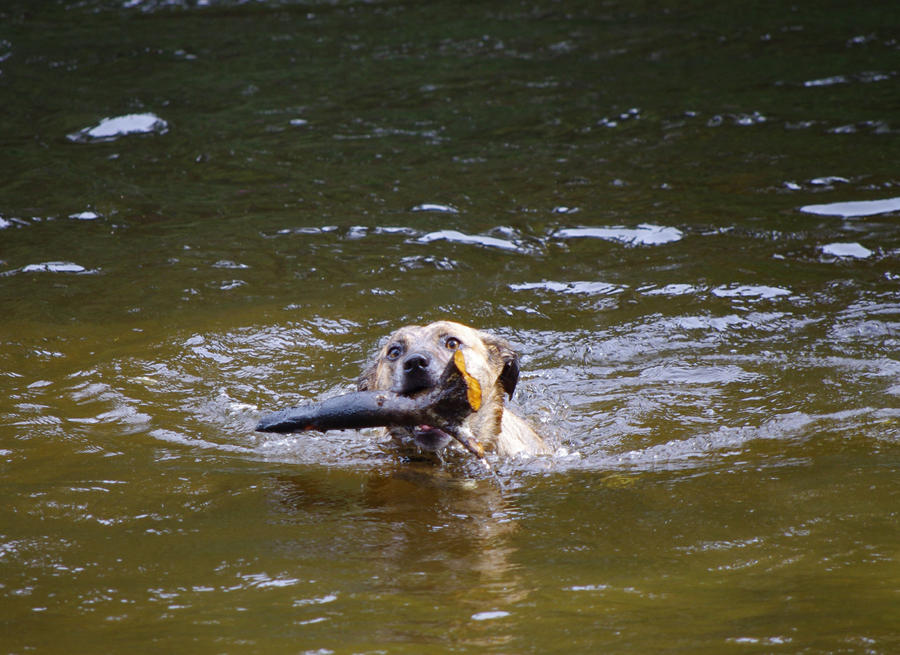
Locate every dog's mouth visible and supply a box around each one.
[400,383,433,397]
[392,384,459,451]
[409,424,454,451]
[388,351,485,456]
[396,374,437,397]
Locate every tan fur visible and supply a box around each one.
[359,321,548,458]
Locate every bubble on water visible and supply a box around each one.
[67,112,169,143]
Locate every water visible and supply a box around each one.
[2,0,899,652]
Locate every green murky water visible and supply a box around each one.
[2,1,899,652]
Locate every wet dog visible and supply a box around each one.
[358,321,548,458]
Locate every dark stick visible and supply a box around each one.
[255,351,488,461]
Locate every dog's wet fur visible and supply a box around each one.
[358,321,548,458]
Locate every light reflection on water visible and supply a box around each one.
[66,112,170,143]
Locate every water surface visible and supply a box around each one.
[1,0,898,652]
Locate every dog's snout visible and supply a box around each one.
[398,351,434,395]
[402,352,430,374]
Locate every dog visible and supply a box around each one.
[358,321,548,458]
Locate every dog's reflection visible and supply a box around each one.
[270,463,530,613]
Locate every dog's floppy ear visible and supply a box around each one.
[498,356,520,399]
[481,332,521,399]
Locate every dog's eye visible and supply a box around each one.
[444,336,461,351]
[386,344,403,360]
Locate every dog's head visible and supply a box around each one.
[358,321,521,451]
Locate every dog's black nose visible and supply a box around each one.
[402,352,430,374]
[399,351,433,395]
